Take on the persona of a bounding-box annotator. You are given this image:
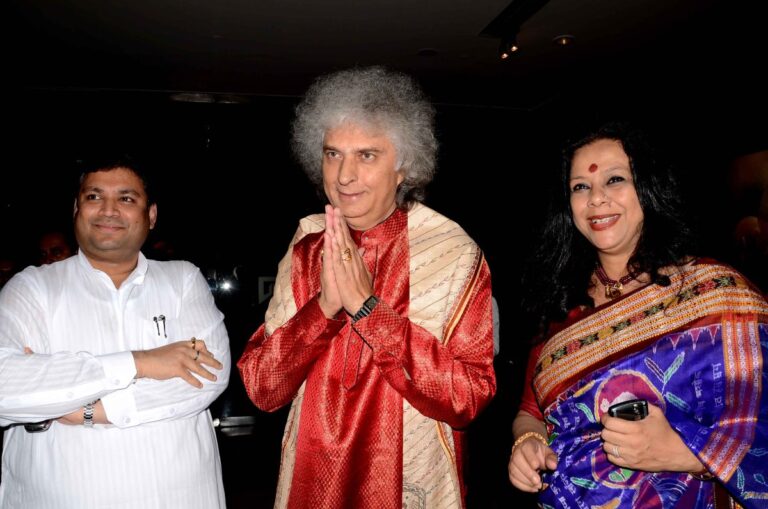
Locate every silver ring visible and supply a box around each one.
[613,445,621,458]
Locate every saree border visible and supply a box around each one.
[533,264,768,409]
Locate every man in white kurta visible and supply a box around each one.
[0,161,230,508]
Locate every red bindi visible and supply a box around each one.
[588,163,598,173]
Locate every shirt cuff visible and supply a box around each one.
[99,351,137,388]
[351,301,403,352]
[98,351,139,428]
[296,296,346,343]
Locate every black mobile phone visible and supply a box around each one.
[608,399,648,421]
[24,419,53,433]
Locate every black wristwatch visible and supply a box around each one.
[352,295,379,323]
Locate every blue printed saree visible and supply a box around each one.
[532,262,768,508]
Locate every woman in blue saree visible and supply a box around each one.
[508,122,768,508]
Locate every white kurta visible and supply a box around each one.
[0,251,230,508]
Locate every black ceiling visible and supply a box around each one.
[7,0,766,110]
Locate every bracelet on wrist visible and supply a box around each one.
[511,431,549,454]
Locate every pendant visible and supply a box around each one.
[605,282,623,299]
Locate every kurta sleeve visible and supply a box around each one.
[101,264,231,428]
[237,232,345,412]
[238,297,344,412]
[351,257,496,429]
[0,271,136,426]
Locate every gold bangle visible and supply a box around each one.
[512,431,549,454]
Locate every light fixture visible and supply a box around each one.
[552,34,575,47]
[169,92,215,103]
[498,37,519,60]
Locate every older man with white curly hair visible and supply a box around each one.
[238,66,496,509]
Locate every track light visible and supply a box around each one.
[552,34,575,47]
[499,37,519,60]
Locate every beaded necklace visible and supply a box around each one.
[595,265,634,299]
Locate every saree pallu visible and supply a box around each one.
[532,262,768,509]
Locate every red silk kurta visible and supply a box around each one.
[238,207,495,509]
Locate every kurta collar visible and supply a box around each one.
[349,207,407,246]
[77,249,149,287]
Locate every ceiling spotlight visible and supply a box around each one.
[552,34,575,47]
[499,37,519,60]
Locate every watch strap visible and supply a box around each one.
[83,400,97,427]
[352,295,379,323]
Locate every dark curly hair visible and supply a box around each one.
[523,121,698,340]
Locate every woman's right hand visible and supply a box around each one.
[508,436,558,492]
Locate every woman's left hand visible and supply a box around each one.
[326,206,374,314]
[600,403,704,472]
